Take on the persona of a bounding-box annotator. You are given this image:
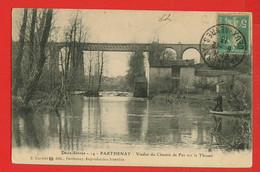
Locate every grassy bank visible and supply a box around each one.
[149,93,231,111]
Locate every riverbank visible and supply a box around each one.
[149,93,231,111]
[12,91,233,114]
[12,94,67,114]
[73,91,133,97]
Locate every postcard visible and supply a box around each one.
[11,9,252,167]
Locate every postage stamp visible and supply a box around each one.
[217,14,250,53]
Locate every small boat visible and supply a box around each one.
[209,110,251,116]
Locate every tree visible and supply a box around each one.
[226,75,252,111]
[148,41,176,66]
[28,9,37,75]
[162,48,177,60]
[88,52,94,88]
[13,8,28,96]
[82,51,104,96]
[96,51,104,93]
[126,51,145,90]
[148,41,164,66]
[59,13,88,101]
[22,9,53,105]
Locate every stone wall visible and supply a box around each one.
[180,67,195,90]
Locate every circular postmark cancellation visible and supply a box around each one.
[200,24,247,69]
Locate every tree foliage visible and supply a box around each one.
[126,51,145,90]
[12,9,54,107]
[148,41,164,66]
[226,75,252,111]
[148,41,176,66]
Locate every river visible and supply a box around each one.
[12,95,251,153]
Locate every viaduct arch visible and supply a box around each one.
[12,41,202,61]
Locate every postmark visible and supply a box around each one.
[200,24,247,69]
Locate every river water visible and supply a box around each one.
[12,95,251,153]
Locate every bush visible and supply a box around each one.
[193,78,215,92]
[149,76,173,97]
[226,75,252,111]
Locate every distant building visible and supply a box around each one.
[195,65,238,93]
[149,59,238,94]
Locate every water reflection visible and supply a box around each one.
[12,112,47,149]
[12,96,251,152]
[125,98,150,145]
[145,102,183,146]
[197,120,205,145]
[57,96,84,151]
[210,115,251,151]
[12,114,22,147]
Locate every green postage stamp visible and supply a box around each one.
[217,14,250,54]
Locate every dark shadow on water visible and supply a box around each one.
[12,96,85,151]
[210,115,252,151]
[56,96,84,151]
[86,97,102,138]
[145,117,181,145]
[12,113,22,147]
[12,111,43,149]
[145,102,182,146]
[126,99,147,142]
[170,117,182,144]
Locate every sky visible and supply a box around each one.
[12,9,218,77]
[51,9,217,43]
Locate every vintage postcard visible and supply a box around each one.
[11,9,252,167]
